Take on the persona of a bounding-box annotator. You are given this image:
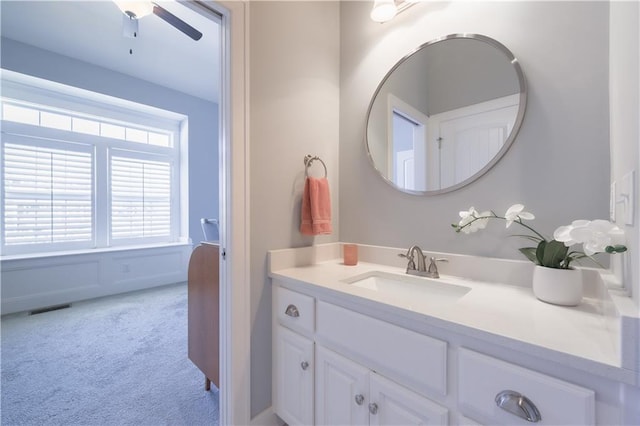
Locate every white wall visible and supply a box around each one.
[609,1,640,306]
[248,1,340,416]
[340,1,610,263]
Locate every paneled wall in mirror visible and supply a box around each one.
[366,34,527,195]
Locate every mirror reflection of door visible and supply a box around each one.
[389,95,428,191]
[429,94,518,188]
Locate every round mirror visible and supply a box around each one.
[365,34,527,195]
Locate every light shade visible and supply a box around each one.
[113,1,154,19]
[370,0,398,23]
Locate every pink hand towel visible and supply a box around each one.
[300,177,332,236]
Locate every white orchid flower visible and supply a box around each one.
[458,207,478,233]
[470,210,492,233]
[459,206,478,220]
[457,208,491,234]
[504,204,535,228]
[553,220,590,247]
[569,220,626,255]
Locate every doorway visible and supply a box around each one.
[0,0,248,423]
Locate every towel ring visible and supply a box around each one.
[304,154,327,178]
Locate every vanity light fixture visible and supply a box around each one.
[370,0,416,23]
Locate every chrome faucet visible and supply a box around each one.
[399,246,447,278]
[399,245,428,277]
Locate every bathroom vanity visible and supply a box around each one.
[269,243,639,425]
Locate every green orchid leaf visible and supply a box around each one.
[535,240,546,265]
[519,247,539,264]
[541,240,569,268]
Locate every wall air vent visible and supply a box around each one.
[29,304,71,315]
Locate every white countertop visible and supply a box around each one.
[269,244,639,385]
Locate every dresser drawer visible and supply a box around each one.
[458,348,595,425]
[274,285,315,335]
[316,300,447,397]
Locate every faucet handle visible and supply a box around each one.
[399,252,417,262]
[399,252,416,271]
[427,257,448,278]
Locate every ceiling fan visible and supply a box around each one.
[113,1,203,41]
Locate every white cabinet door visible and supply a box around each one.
[369,373,448,426]
[316,346,370,426]
[274,326,314,426]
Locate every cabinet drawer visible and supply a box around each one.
[275,285,315,335]
[316,301,447,397]
[458,348,595,425]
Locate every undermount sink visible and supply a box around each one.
[342,271,471,306]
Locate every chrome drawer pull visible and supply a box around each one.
[495,390,541,422]
[368,402,378,415]
[354,394,365,405]
[300,361,309,371]
[285,304,300,318]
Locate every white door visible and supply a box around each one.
[274,326,314,426]
[368,373,448,426]
[429,95,519,189]
[316,346,370,426]
[389,97,429,192]
[394,150,416,190]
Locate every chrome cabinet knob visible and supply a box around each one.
[368,402,378,415]
[285,304,300,318]
[300,361,309,371]
[354,394,365,406]
[495,390,541,422]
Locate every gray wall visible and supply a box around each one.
[0,38,219,245]
[249,1,340,416]
[340,1,610,261]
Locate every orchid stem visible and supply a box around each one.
[457,214,547,242]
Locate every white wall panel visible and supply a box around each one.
[1,244,190,314]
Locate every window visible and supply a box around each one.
[3,142,93,248]
[110,155,172,241]
[1,72,186,256]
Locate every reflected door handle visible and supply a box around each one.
[495,390,541,422]
[285,304,299,318]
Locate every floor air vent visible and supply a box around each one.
[29,304,71,315]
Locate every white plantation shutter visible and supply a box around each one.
[111,156,172,240]
[3,143,93,246]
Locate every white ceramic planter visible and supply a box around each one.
[532,266,584,306]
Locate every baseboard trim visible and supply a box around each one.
[250,407,281,426]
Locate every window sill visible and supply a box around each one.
[0,241,193,262]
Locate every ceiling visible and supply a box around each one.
[0,1,221,103]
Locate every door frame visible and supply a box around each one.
[186,1,250,424]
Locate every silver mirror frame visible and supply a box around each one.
[365,33,527,196]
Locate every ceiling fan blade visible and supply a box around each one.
[152,4,202,41]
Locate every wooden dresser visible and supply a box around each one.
[187,242,220,391]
